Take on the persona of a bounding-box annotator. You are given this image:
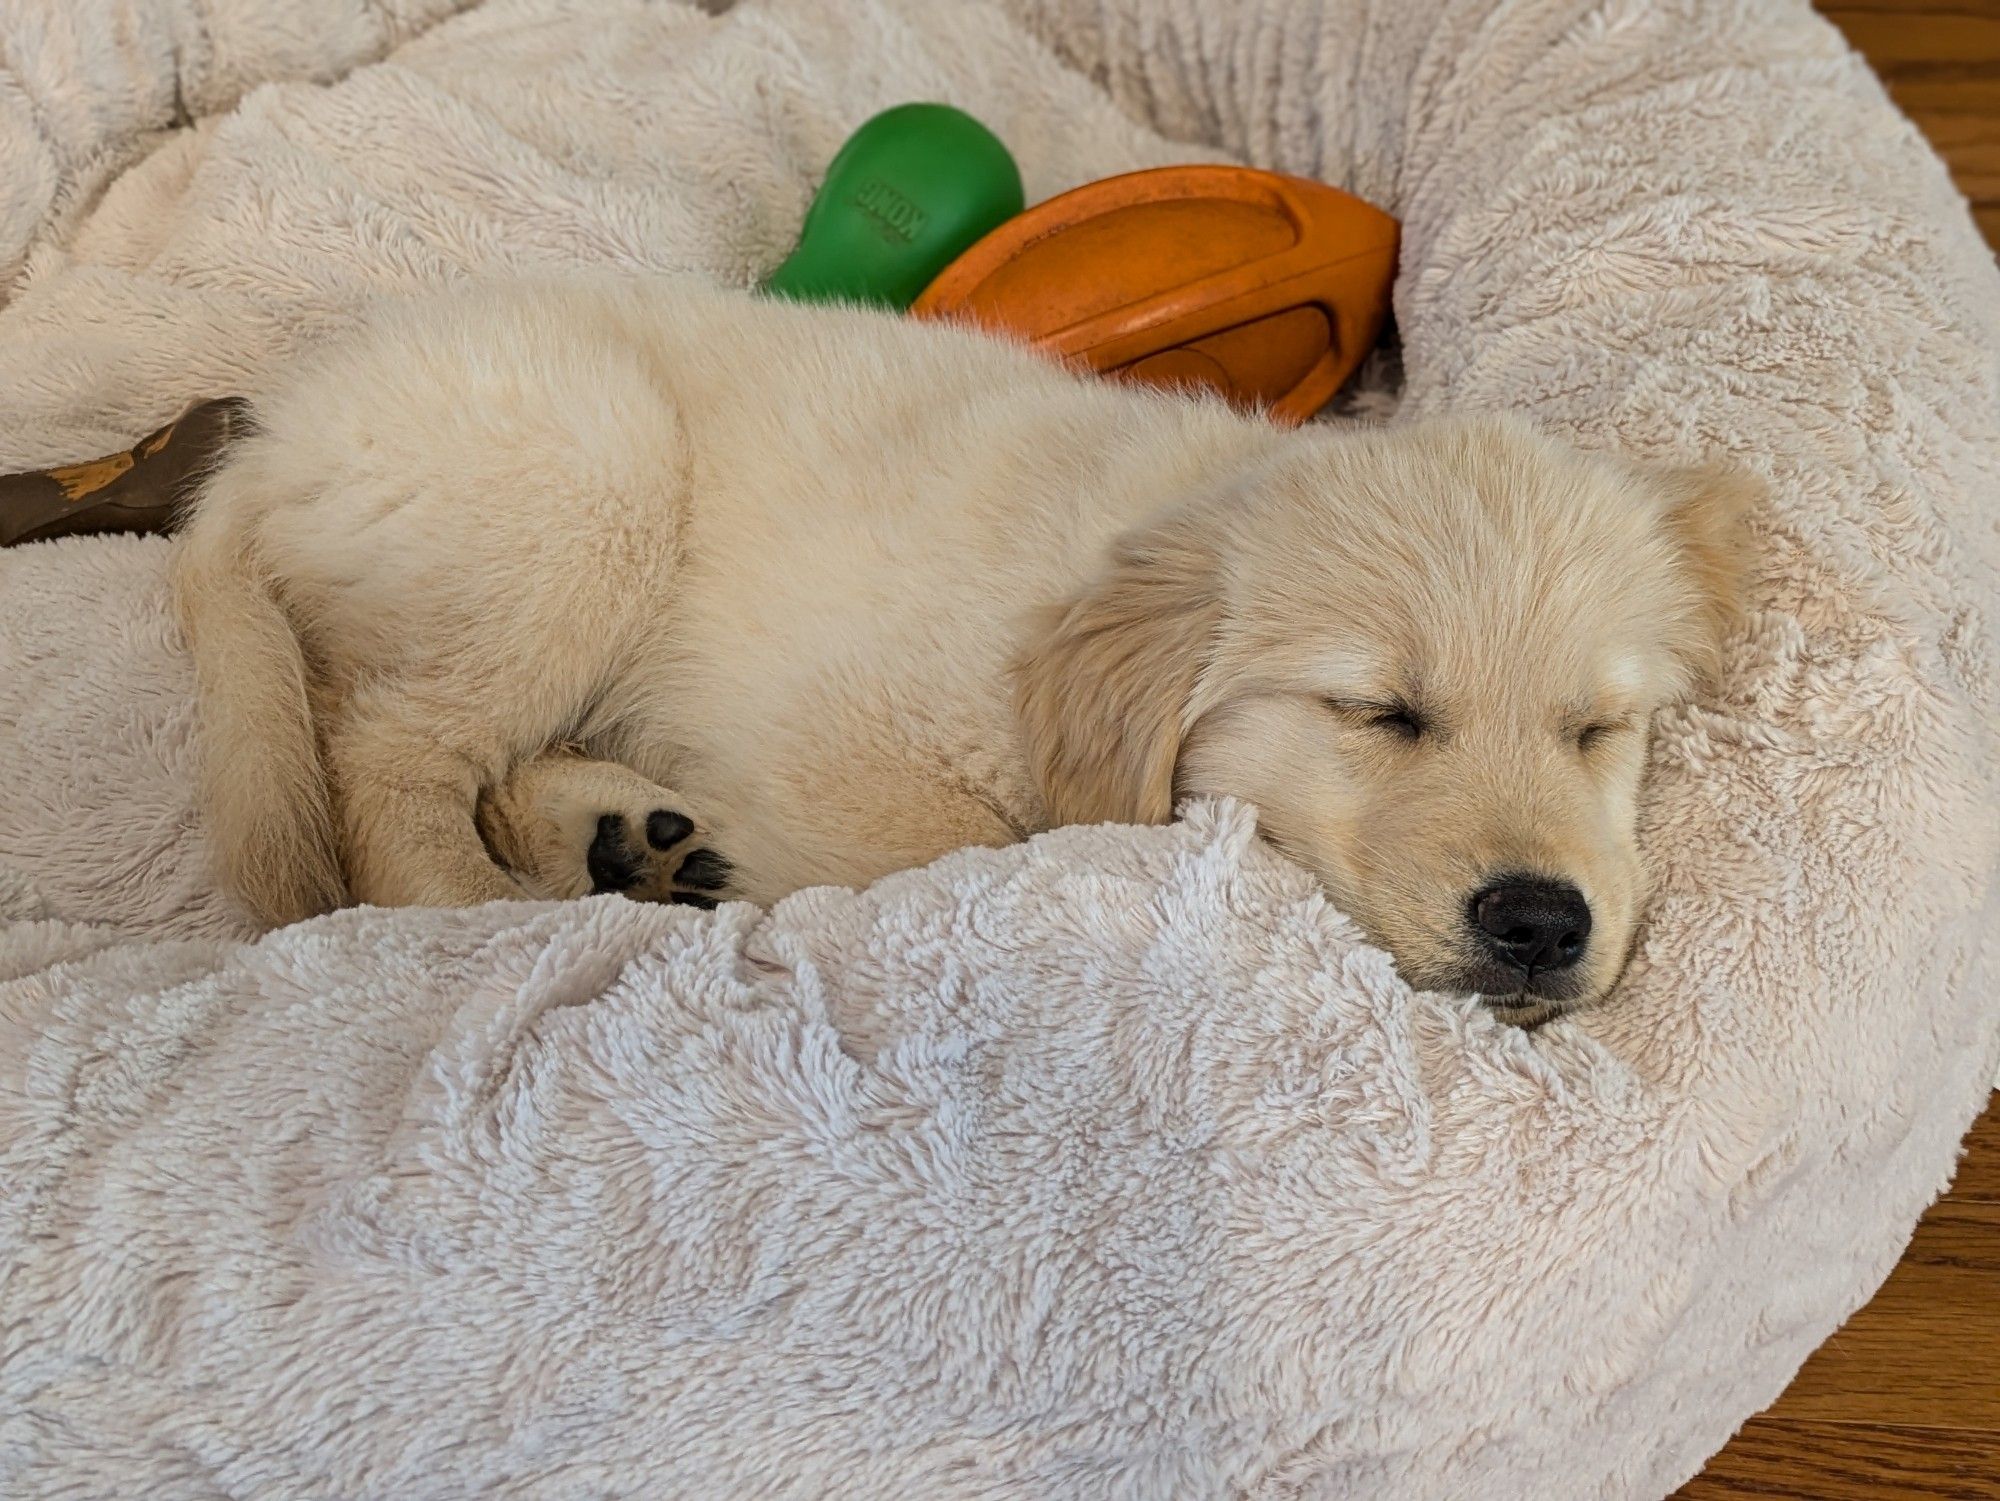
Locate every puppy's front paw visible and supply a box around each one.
[477,751,733,906]
[585,809,734,908]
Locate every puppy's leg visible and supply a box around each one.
[324,693,528,909]
[477,749,733,909]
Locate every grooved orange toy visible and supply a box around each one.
[911,165,1399,425]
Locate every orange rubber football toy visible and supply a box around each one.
[912,164,1398,425]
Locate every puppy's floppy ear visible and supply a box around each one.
[1011,510,1220,827]
[1650,461,1761,683]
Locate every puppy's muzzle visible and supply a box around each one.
[1469,875,1592,990]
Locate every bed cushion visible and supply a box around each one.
[1,0,1995,1495]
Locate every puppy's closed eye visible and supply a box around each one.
[1322,697,1429,742]
[1570,712,1638,753]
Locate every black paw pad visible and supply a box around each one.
[646,810,694,851]
[587,813,644,893]
[676,848,733,892]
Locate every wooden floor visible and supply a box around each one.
[1819,1,2000,245]
[1678,11,2000,1496]
[1676,1106,2000,1498]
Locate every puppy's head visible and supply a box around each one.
[1013,415,1755,1019]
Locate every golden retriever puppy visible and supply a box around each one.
[173,274,1749,1016]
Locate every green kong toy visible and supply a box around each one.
[763,103,1024,310]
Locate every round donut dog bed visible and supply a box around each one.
[1,0,1997,1497]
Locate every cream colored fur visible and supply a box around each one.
[174,274,1743,1009]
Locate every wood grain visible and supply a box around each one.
[1818,1,2000,246]
[1780,1196,2000,1430]
[1675,1105,2000,1496]
[1945,1098,2000,1201]
[1680,1419,2000,1500]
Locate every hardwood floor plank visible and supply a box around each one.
[1820,11,2000,69]
[1942,1096,2000,1202]
[1817,1,2000,240]
[1873,78,2000,118]
[1675,1418,2000,1500]
[1682,1102,2000,1488]
[1777,1196,2000,1428]
[1905,109,2000,197]
[1818,1,2000,17]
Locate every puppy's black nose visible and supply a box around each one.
[1471,877,1591,973]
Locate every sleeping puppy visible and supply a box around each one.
[174,274,1751,1019]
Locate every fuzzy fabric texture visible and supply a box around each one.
[0,0,477,296]
[1,0,1998,1497]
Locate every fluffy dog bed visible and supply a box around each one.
[2,0,1996,1496]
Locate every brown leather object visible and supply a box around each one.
[911,165,1399,425]
[0,398,250,548]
